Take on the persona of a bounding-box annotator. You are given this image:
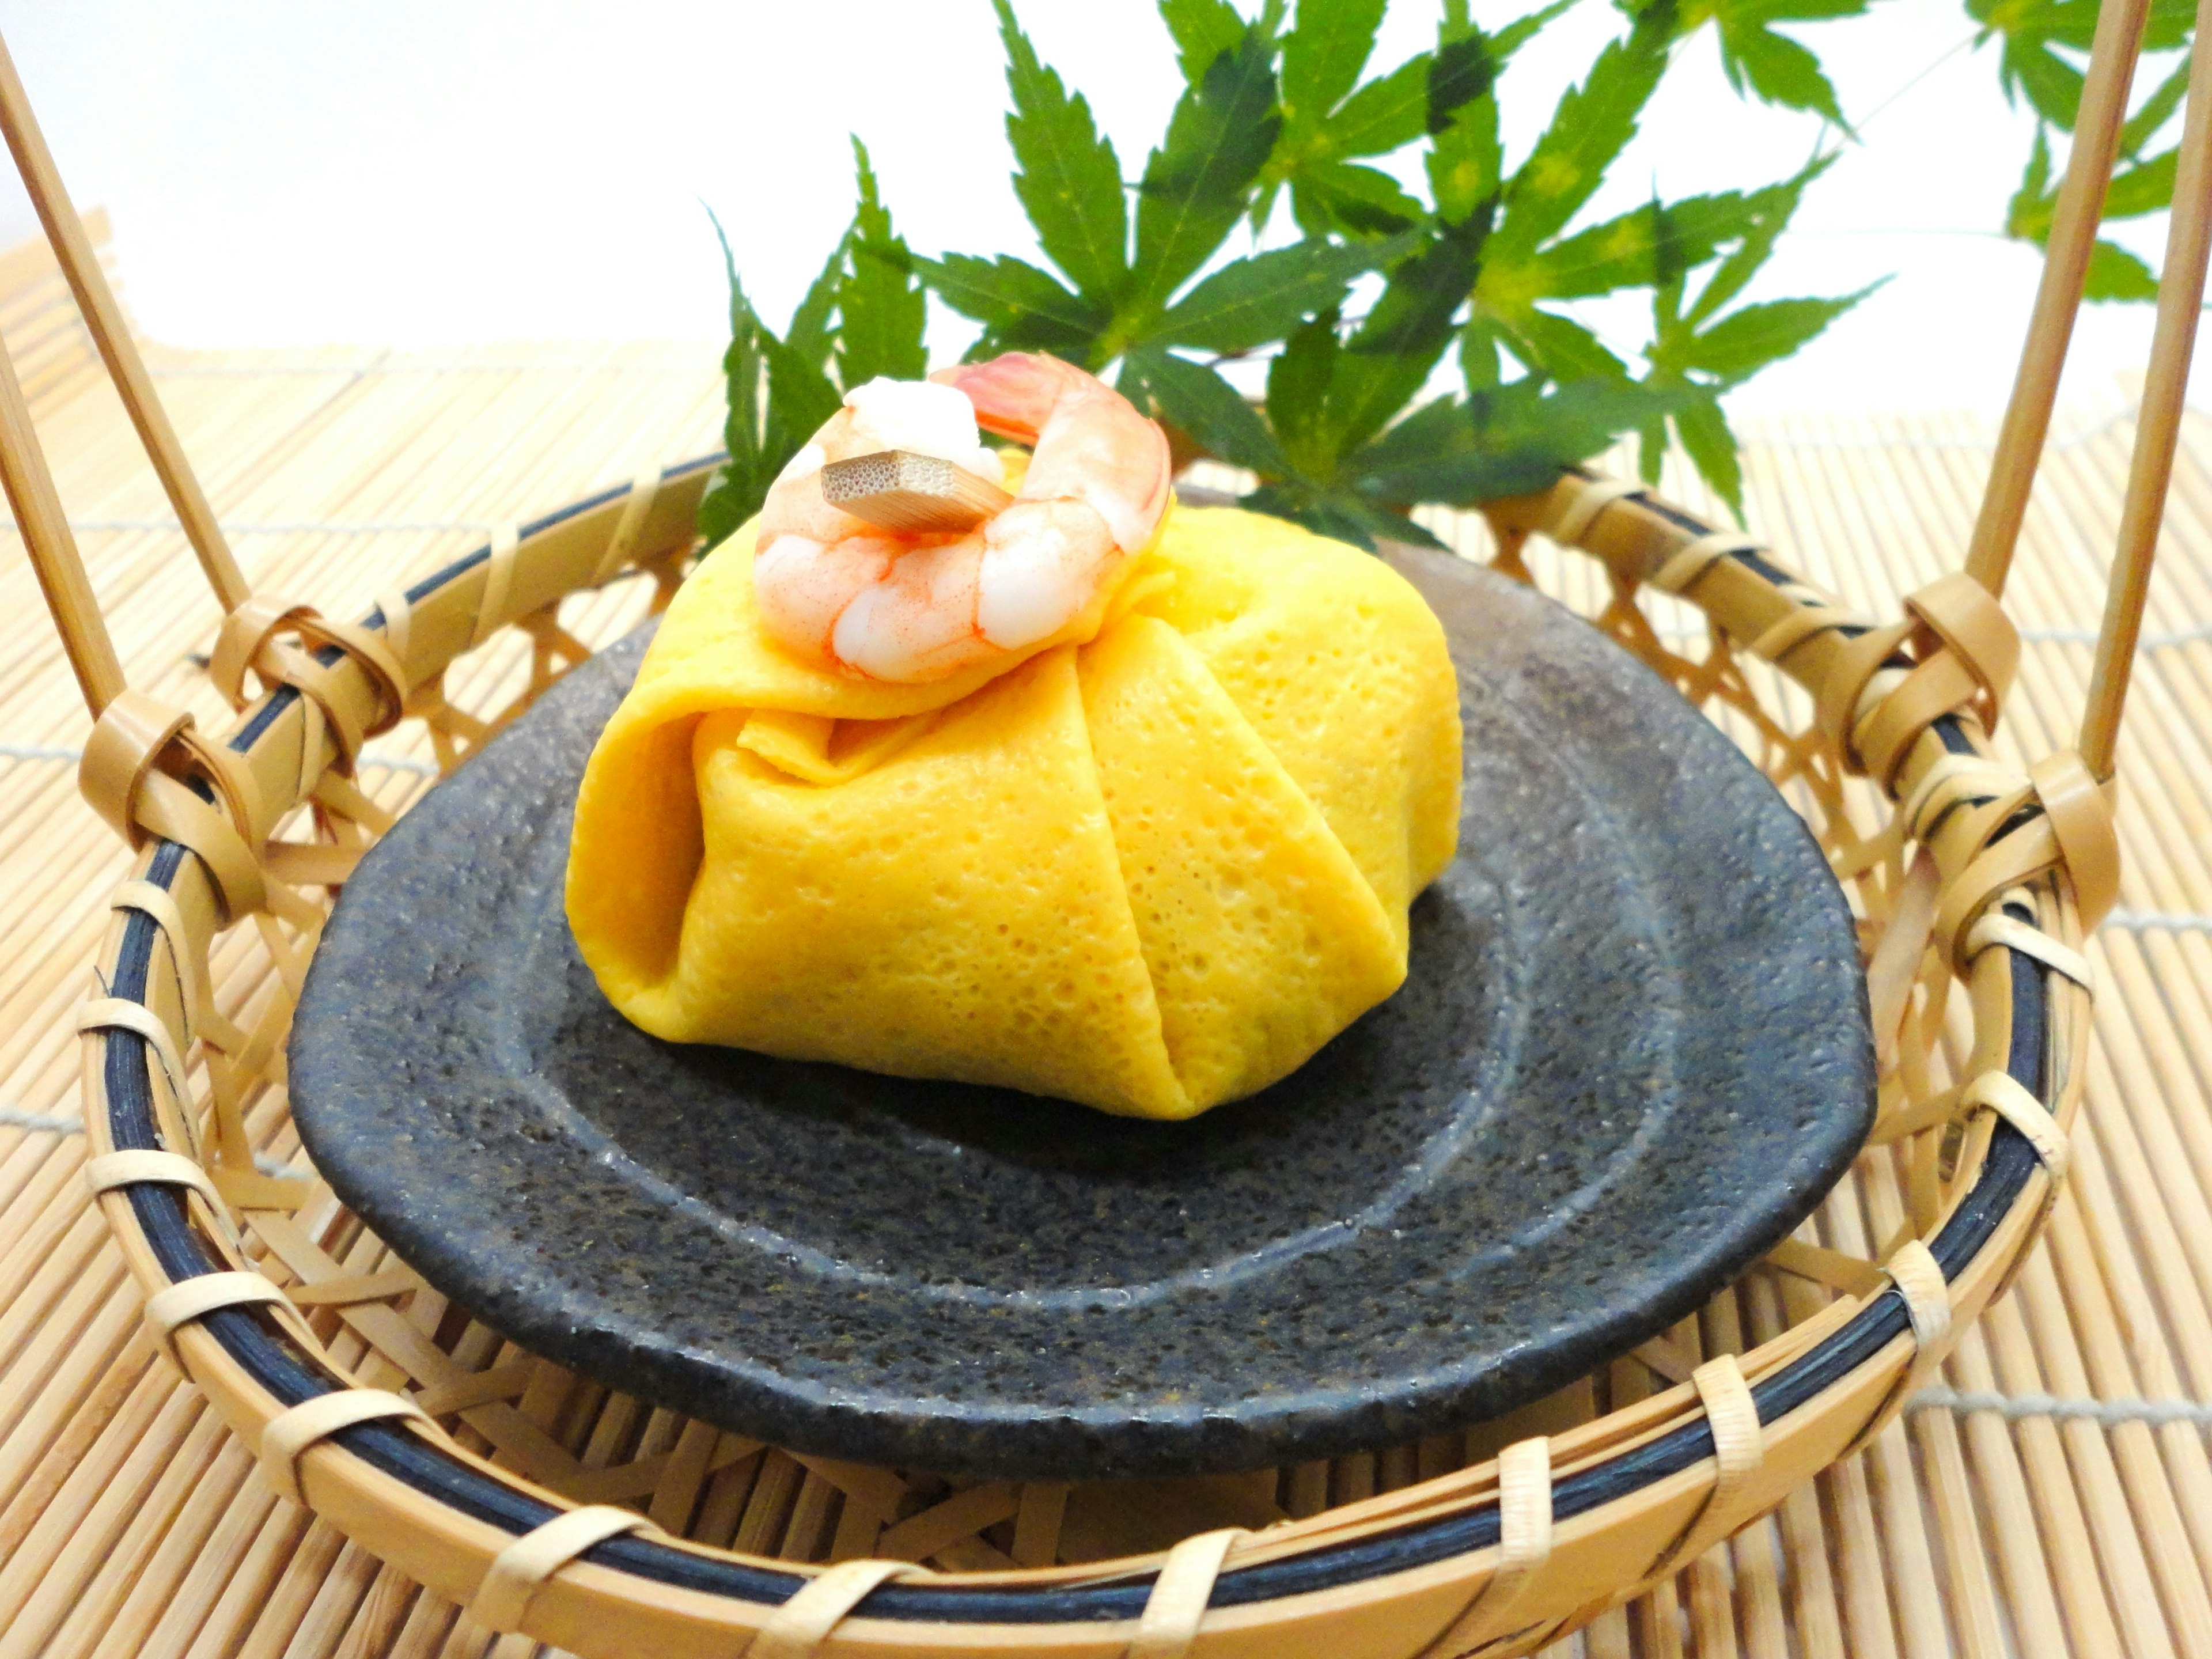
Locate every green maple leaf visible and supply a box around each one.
[783,241,842,368]
[1253,0,1415,234]
[1503,308,1634,381]
[1963,0,2189,127]
[1159,0,1251,79]
[1613,154,1869,518]
[930,2,1405,377]
[1635,275,1874,518]
[698,215,767,551]
[1153,233,1417,353]
[2105,147,2180,220]
[1121,346,1292,475]
[1684,0,1868,128]
[1350,376,1691,506]
[2084,240,2161,301]
[1128,28,1283,322]
[1422,0,1588,233]
[2120,54,2192,157]
[1672,294,1868,380]
[1319,51,1435,157]
[1116,343,1444,552]
[2006,126,2056,241]
[1240,480,1446,551]
[835,138,927,389]
[1123,222,1499,550]
[992,0,1129,312]
[1268,309,1344,478]
[695,145,928,544]
[2003,120,2176,305]
[914,252,1110,356]
[1280,0,1388,124]
[1987,0,2191,309]
[1256,0,1567,240]
[1483,10,1673,275]
[696,219,838,546]
[1671,393,1743,514]
[1291,161,1429,238]
[1516,161,1830,306]
[1325,226,1487,460]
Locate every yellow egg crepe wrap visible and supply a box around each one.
[565,499,1462,1119]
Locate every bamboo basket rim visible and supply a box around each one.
[71,449,2089,1654]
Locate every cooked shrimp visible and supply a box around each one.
[751,354,1171,683]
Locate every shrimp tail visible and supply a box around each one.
[936,354,1171,555]
[930,357,1071,444]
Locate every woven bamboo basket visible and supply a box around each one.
[8,2,2207,1653]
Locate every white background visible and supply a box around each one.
[0,0,2190,416]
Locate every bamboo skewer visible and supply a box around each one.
[1963,0,2153,599]
[0,289,119,717]
[0,31,246,616]
[2081,7,2212,779]
[820,449,1014,536]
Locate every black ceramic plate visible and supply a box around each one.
[291,547,1873,1481]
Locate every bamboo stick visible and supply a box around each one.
[0,271,118,715]
[134,1446,276,1659]
[1944,1327,2076,1659]
[1965,0,2154,596]
[2081,5,2212,777]
[37,1407,232,1659]
[0,28,247,615]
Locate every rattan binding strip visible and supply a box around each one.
[82,1146,222,1211]
[1650,1357,1764,1581]
[470,1505,664,1633]
[744,1559,921,1659]
[259,1388,436,1505]
[140,1271,295,1372]
[1417,1438,1552,1657]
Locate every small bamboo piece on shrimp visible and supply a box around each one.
[821,449,1014,536]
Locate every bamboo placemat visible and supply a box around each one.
[1,222,2210,1659]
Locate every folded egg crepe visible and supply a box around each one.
[566,499,1461,1119]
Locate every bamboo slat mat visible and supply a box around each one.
[2,221,2211,1659]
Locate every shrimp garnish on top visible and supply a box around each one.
[751,353,1172,683]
